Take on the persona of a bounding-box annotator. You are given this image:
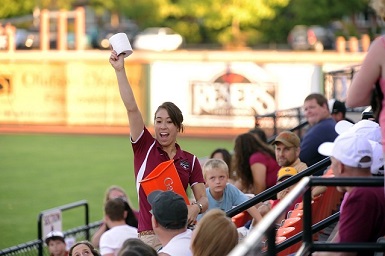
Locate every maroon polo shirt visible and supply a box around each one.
[132,127,204,232]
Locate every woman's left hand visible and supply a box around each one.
[189,183,208,224]
[187,204,201,225]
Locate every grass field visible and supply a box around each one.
[0,133,234,249]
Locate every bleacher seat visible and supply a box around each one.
[232,211,252,228]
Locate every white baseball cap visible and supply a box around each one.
[335,119,382,142]
[369,140,384,175]
[318,132,372,168]
[45,231,65,244]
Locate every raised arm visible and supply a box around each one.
[109,51,144,141]
[346,37,384,108]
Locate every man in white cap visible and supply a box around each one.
[45,231,68,256]
[313,132,385,256]
[335,119,384,176]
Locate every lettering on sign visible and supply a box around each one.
[191,82,276,116]
[42,209,62,239]
[43,212,61,225]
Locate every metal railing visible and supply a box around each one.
[266,120,309,144]
[37,200,90,256]
[226,157,331,218]
[0,200,101,256]
[255,107,307,137]
[228,176,385,255]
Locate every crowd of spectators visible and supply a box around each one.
[47,11,385,252]
[46,88,385,255]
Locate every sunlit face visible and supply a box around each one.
[108,189,126,200]
[275,142,299,167]
[205,167,228,195]
[303,99,328,126]
[48,240,66,256]
[71,244,93,256]
[154,108,178,147]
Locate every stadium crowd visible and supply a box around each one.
[46,1,385,251]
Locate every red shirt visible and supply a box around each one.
[132,127,204,232]
[249,152,280,191]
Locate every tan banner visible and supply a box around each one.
[0,60,147,126]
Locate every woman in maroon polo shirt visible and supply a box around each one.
[109,50,208,250]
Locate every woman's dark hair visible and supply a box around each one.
[210,148,232,169]
[232,132,276,190]
[69,241,100,256]
[371,80,383,122]
[123,200,138,228]
[249,127,267,143]
[118,238,157,256]
[154,102,184,132]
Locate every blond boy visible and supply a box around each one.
[198,158,262,223]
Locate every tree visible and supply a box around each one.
[288,0,369,25]
[258,0,370,43]
[0,0,35,18]
[89,0,172,28]
[0,0,372,47]
[177,0,290,47]
[0,0,75,19]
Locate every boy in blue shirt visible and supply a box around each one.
[198,158,263,223]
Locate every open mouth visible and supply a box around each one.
[160,132,169,138]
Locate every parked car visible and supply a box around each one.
[133,27,183,51]
[0,28,31,50]
[287,25,335,52]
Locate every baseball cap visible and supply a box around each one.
[335,119,382,142]
[369,140,384,175]
[318,132,372,168]
[273,131,300,148]
[148,190,188,229]
[328,99,346,114]
[277,167,298,181]
[45,231,65,244]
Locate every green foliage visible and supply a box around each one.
[0,0,76,18]
[257,0,369,43]
[288,0,369,26]
[0,0,36,18]
[0,0,372,46]
[0,133,233,249]
[177,0,289,46]
[166,20,203,44]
